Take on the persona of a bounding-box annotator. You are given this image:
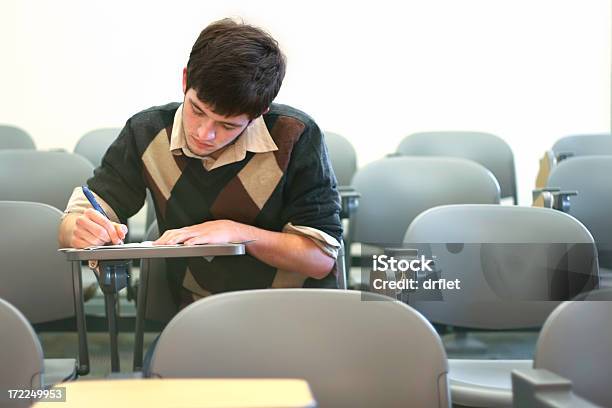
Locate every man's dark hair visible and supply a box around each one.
[186,18,286,119]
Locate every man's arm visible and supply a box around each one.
[59,116,149,248]
[154,220,335,279]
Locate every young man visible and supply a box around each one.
[59,19,342,306]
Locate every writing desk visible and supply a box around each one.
[33,378,316,408]
[60,244,245,374]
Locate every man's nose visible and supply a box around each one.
[197,119,215,140]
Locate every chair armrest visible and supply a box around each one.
[339,188,360,219]
[512,368,599,408]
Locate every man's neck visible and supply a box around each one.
[207,145,228,160]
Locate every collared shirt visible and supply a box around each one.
[168,104,278,171]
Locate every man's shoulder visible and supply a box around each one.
[264,103,324,150]
[265,103,319,131]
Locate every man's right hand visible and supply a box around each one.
[63,208,128,248]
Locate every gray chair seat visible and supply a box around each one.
[43,359,77,386]
[449,359,532,407]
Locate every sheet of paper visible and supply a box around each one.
[84,241,182,250]
[59,240,255,252]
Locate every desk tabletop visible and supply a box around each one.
[33,378,316,408]
[59,243,245,261]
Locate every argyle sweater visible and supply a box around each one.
[88,102,342,305]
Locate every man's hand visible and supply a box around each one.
[67,209,128,248]
[154,219,335,279]
[154,220,246,245]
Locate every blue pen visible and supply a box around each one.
[82,185,123,244]
[82,185,109,218]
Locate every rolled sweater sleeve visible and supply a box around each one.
[280,122,343,247]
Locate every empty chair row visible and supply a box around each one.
[4,288,609,407]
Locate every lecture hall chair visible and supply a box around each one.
[0,124,36,150]
[73,128,121,168]
[0,150,94,211]
[350,156,500,247]
[396,131,518,204]
[403,204,599,408]
[535,133,612,188]
[147,289,451,408]
[512,299,612,407]
[551,133,612,161]
[323,131,357,186]
[0,201,86,385]
[0,297,44,408]
[546,155,612,286]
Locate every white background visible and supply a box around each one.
[1,0,610,205]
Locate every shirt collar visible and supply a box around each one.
[169,103,278,171]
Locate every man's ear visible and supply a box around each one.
[262,107,270,115]
[182,67,188,94]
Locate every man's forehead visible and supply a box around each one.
[187,90,249,123]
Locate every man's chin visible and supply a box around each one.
[187,142,214,157]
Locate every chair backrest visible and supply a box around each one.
[149,289,450,408]
[534,301,612,407]
[547,156,612,267]
[324,131,357,186]
[397,131,517,203]
[351,157,500,245]
[73,128,121,167]
[551,133,612,159]
[404,205,599,329]
[0,150,94,211]
[0,125,36,150]
[0,202,75,323]
[571,287,612,301]
[0,297,44,400]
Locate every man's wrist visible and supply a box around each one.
[234,221,258,242]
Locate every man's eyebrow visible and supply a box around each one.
[189,97,244,127]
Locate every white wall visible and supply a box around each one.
[1,0,610,205]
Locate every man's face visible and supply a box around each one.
[182,88,251,157]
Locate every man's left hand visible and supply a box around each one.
[153,220,248,245]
